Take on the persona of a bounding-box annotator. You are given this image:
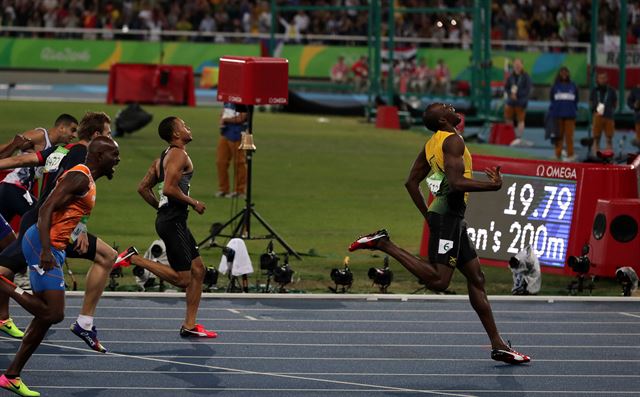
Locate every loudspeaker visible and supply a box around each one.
[217,56,288,105]
[589,199,640,277]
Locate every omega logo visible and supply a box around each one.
[536,165,577,179]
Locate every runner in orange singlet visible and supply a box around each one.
[0,137,120,397]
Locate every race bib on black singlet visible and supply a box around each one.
[157,181,168,208]
[43,147,69,174]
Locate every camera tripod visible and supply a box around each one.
[198,105,300,259]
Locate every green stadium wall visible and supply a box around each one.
[0,38,588,85]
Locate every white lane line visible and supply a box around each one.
[16,370,640,378]
[60,291,640,302]
[56,305,640,315]
[17,340,640,349]
[17,387,640,394]
[0,386,464,393]
[43,328,640,336]
[619,312,640,319]
[0,336,475,397]
[1,353,638,363]
[227,308,257,321]
[446,392,640,395]
[9,316,639,324]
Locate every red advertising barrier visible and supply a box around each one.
[107,63,196,106]
[420,155,640,277]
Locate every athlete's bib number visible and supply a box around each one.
[43,149,68,173]
[157,181,191,208]
[426,173,444,194]
[158,182,168,208]
[69,215,88,243]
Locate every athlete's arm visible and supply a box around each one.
[137,158,160,209]
[162,149,206,214]
[37,172,90,270]
[443,134,502,192]
[0,135,34,159]
[0,151,40,170]
[19,129,46,151]
[405,148,432,219]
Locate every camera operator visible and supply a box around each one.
[215,102,248,199]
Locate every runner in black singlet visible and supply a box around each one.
[116,116,217,338]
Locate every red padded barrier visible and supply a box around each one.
[589,199,640,277]
[107,64,195,106]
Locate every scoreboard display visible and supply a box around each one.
[465,173,576,268]
[419,154,639,276]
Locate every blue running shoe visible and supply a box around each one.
[70,322,107,353]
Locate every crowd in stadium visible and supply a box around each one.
[1,0,639,46]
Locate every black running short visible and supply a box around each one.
[0,183,35,222]
[0,230,97,274]
[0,238,26,274]
[0,208,38,273]
[427,212,477,268]
[155,216,199,272]
[65,232,98,261]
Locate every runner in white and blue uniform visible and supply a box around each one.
[0,115,78,224]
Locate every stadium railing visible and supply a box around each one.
[0,26,592,53]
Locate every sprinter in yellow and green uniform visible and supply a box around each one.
[349,103,530,365]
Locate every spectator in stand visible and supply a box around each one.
[515,13,529,41]
[257,1,271,34]
[1,0,638,47]
[549,67,579,162]
[503,58,533,147]
[330,56,349,84]
[293,10,310,36]
[411,57,432,94]
[351,55,368,92]
[175,12,193,41]
[433,58,450,95]
[590,72,618,155]
[627,82,640,148]
[199,12,216,40]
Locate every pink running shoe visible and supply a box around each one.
[113,246,138,268]
[180,324,218,338]
[348,229,389,252]
[491,341,531,364]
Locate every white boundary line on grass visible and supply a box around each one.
[64,291,640,302]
